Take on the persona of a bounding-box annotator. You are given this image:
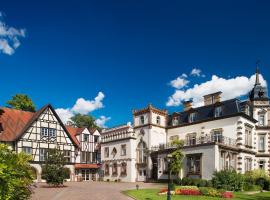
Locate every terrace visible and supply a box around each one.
[151,135,237,152]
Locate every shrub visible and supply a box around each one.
[199,187,221,197]
[63,168,70,180]
[174,177,182,185]
[181,177,194,185]
[197,179,208,187]
[256,177,269,191]
[169,182,175,191]
[212,170,243,191]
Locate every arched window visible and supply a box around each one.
[140,116,145,125]
[120,162,127,176]
[137,141,147,164]
[112,162,118,176]
[156,116,160,125]
[111,147,117,158]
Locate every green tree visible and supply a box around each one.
[41,149,69,186]
[6,94,36,112]
[68,113,101,131]
[169,139,184,177]
[0,144,33,200]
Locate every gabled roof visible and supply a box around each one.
[0,105,79,147]
[0,107,35,141]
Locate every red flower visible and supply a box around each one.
[179,189,201,196]
[222,191,233,199]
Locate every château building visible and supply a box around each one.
[101,69,270,182]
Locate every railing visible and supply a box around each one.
[151,135,237,151]
[101,132,136,143]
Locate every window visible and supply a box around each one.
[40,148,48,161]
[105,164,110,176]
[172,116,178,126]
[258,135,265,151]
[120,162,127,176]
[41,127,56,138]
[111,147,117,157]
[92,152,97,163]
[258,114,265,126]
[112,162,118,176]
[189,113,196,123]
[245,128,252,147]
[244,157,252,172]
[245,105,250,116]
[83,134,89,142]
[259,160,265,169]
[104,147,109,158]
[186,133,196,145]
[140,116,145,125]
[156,116,160,125]
[137,141,147,164]
[214,106,222,117]
[94,135,99,143]
[187,154,201,174]
[81,151,91,163]
[41,127,48,137]
[212,129,223,143]
[64,150,71,162]
[121,144,126,156]
[22,147,32,155]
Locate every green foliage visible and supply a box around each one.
[199,187,221,197]
[179,178,211,187]
[68,114,101,131]
[6,94,36,112]
[212,170,243,191]
[243,170,270,191]
[0,144,33,200]
[169,182,175,191]
[41,149,68,186]
[168,139,184,176]
[181,177,194,186]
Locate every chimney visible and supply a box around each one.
[183,100,193,111]
[203,91,222,106]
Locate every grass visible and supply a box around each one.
[123,189,270,200]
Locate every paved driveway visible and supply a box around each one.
[31,182,163,200]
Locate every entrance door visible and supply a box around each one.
[137,169,146,182]
[81,169,91,181]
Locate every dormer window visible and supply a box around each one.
[189,113,196,123]
[140,116,145,125]
[172,116,178,126]
[245,105,250,116]
[156,116,160,125]
[214,106,222,118]
[83,134,89,142]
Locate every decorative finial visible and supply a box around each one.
[255,60,261,85]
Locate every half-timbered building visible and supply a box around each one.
[0,104,101,182]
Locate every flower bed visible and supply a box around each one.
[158,186,233,199]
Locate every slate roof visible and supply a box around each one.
[167,98,257,127]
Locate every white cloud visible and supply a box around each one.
[0,13,26,55]
[71,92,104,114]
[95,116,111,128]
[56,92,110,127]
[166,73,267,107]
[169,73,189,89]
[190,68,205,77]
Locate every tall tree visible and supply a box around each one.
[169,139,184,177]
[6,94,36,112]
[41,149,67,186]
[0,144,33,200]
[68,113,101,131]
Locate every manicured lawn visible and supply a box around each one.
[123,189,270,200]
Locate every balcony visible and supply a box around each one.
[151,135,237,152]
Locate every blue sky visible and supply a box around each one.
[0,0,270,127]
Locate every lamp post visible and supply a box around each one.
[166,154,173,200]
